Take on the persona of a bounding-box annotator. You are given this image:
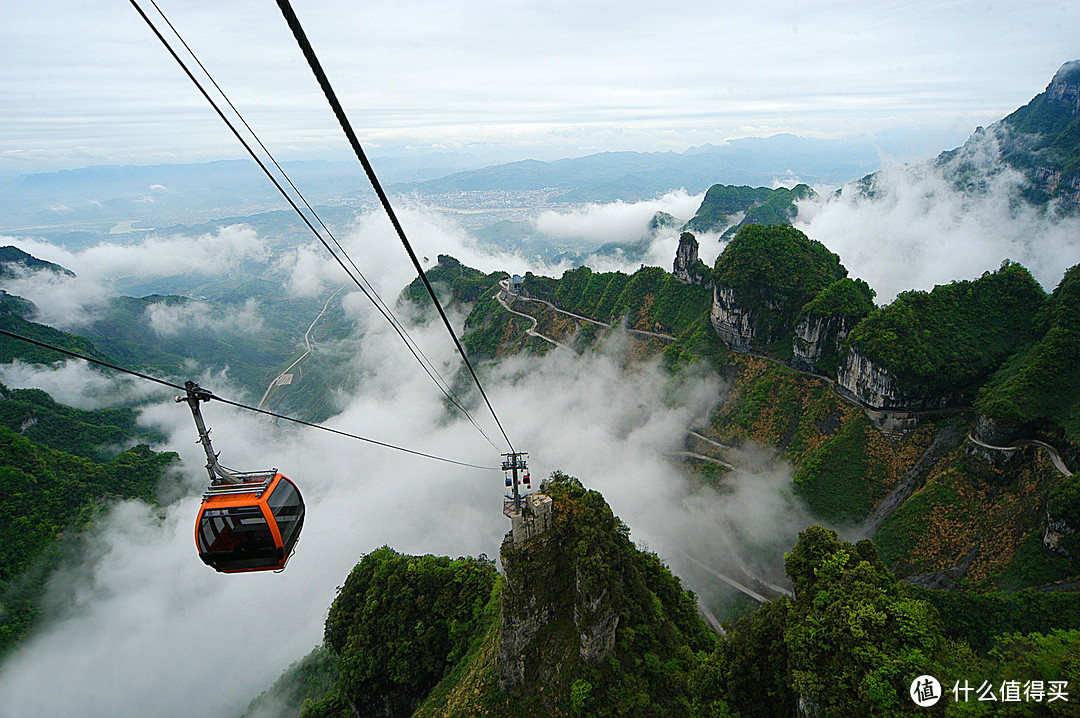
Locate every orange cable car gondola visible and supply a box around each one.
[179,381,305,573]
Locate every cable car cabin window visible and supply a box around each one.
[267,476,304,553]
[197,505,281,571]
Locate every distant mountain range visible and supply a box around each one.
[0,134,891,242]
[398,135,883,202]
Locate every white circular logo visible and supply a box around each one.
[910,675,942,707]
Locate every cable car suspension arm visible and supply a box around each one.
[176,381,239,485]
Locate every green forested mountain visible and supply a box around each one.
[0,246,75,279]
[844,261,1048,396]
[682,184,814,236]
[976,263,1080,446]
[0,419,177,654]
[998,59,1080,206]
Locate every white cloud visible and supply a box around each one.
[532,190,702,245]
[795,134,1080,302]
[1,263,110,330]
[145,298,264,337]
[0,305,810,717]
[0,359,166,411]
[5,225,268,281]
[0,226,271,330]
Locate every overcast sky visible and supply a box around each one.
[2,1,1079,173]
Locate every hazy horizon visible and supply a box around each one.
[4,1,1078,174]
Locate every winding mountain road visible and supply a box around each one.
[495,281,676,344]
[256,284,344,411]
[967,432,1073,477]
[494,290,577,352]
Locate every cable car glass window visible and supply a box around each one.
[267,477,304,550]
[198,506,275,555]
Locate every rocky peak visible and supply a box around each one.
[1048,59,1080,113]
[495,474,715,713]
[672,231,703,284]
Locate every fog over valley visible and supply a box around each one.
[2,3,1079,714]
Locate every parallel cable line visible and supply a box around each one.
[275,0,516,455]
[0,326,497,471]
[129,0,501,452]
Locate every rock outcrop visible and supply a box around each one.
[836,347,965,410]
[495,475,715,715]
[672,232,705,285]
[1047,59,1080,112]
[497,492,620,697]
[709,285,759,351]
[1044,512,1077,556]
[791,277,876,373]
[792,314,856,372]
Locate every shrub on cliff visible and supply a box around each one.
[797,277,876,323]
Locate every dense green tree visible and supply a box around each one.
[783,526,947,717]
[314,547,499,718]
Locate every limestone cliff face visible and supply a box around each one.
[972,414,1026,448]
[1044,512,1078,556]
[835,348,902,408]
[836,347,965,410]
[710,285,758,351]
[792,314,856,372]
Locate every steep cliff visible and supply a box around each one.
[710,224,847,354]
[791,277,875,374]
[672,232,708,285]
[494,473,715,716]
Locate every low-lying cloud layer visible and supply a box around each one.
[532,190,702,245]
[0,303,811,717]
[145,297,264,338]
[2,225,270,330]
[8,225,268,281]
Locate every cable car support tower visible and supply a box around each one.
[502,451,530,516]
